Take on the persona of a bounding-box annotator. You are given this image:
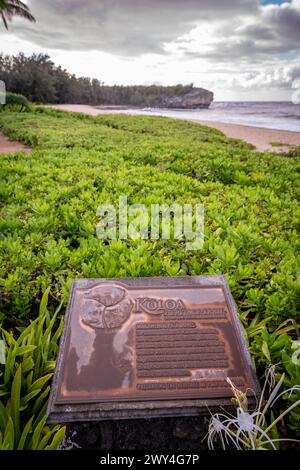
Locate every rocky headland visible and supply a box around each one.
[161,87,214,109]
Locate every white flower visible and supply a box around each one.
[207,414,240,450]
[207,367,300,450]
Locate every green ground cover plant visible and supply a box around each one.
[0,106,299,444]
[270,142,290,147]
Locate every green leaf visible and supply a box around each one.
[0,400,8,433]
[30,416,45,450]
[11,363,22,445]
[17,416,34,450]
[2,416,14,450]
[261,328,270,344]
[3,342,13,385]
[44,426,66,450]
[20,389,41,409]
[33,400,48,431]
[26,370,33,390]
[39,286,51,316]
[44,360,56,373]
[16,318,38,347]
[262,341,271,362]
[22,356,35,374]
[49,317,64,356]
[37,427,58,450]
[27,373,52,394]
[0,340,6,364]
[31,385,50,417]
[15,345,37,356]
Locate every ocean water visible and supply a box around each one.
[122,102,300,132]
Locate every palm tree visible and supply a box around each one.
[0,0,35,29]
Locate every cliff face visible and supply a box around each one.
[162,87,213,109]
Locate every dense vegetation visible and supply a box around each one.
[0,53,193,106]
[0,106,299,444]
[1,92,29,111]
[0,288,65,449]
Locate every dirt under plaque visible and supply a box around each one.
[47,275,260,423]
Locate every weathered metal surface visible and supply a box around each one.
[47,276,260,423]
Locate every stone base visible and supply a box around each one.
[61,416,211,450]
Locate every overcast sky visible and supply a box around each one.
[1,0,299,100]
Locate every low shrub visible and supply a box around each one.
[1,92,29,112]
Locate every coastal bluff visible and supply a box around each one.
[162,87,214,109]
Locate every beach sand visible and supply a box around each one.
[50,104,300,153]
[0,132,30,154]
[191,120,300,153]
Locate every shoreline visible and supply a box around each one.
[188,119,300,153]
[50,104,300,153]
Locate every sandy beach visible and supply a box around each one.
[189,120,300,153]
[50,104,300,153]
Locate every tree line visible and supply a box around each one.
[0,53,194,106]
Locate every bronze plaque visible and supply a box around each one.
[47,276,260,422]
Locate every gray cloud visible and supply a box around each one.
[184,0,300,62]
[231,63,300,91]
[236,24,276,42]
[6,0,256,55]
[262,1,300,42]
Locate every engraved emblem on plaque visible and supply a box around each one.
[81,285,133,330]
